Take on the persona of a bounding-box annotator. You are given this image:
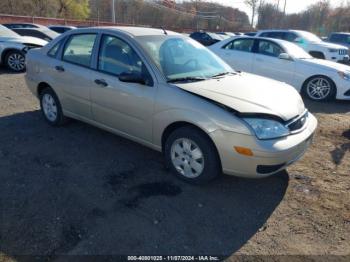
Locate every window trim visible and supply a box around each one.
[96,33,154,86]
[61,33,98,69]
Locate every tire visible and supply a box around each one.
[164,126,221,184]
[39,87,68,126]
[302,76,336,101]
[309,51,325,59]
[5,50,26,72]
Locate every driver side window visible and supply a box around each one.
[258,40,284,57]
[98,35,142,76]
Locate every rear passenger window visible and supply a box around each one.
[224,39,254,52]
[63,34,97,67]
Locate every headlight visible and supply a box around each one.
[338,71,350,81]
[328,48,338,53]
[243,118,290,140]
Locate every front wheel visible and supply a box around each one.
[5,50,26,72]
[303,76,336,101]
[164,127,221,184]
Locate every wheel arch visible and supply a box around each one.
[37,82,52,96]
[308,51,325,59]
[161,121,222,169]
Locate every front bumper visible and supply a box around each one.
[210,113,318,178]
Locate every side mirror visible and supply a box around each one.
[279,53,292,60]
[119,72,145,85]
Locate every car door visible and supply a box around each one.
[49,33,98,120]
[90,34,156,142]
[252,39,295,85]
[217,38,255,72]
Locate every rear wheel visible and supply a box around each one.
[164,126,221,184]
[39,87,67,126]
[303,76,336,101]
[5,50,26,72]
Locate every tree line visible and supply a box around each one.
[0,0,250,31]
[256,0,350,35]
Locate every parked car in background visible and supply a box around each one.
[10,27,59,42]
[244,32,257,36]
[217,32,236,37]
[210,36,350,101]
[25,27,317,183]
[256,30,349,63]
[48,25,77,34]
[189,31,222,46]
[0,25,47,72]
[3,23,41,29]
[327,32,350,50]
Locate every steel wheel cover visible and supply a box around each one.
[171,138,205,178]
[42,94,58,122]
[8,53,25,71]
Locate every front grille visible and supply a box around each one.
[339,49,348,55]
[286,111,308,133]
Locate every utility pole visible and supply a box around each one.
[112,0,116,24]
[283,0,287,15]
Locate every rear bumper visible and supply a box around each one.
[210,113,318,178]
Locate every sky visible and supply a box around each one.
[210,0,345,16]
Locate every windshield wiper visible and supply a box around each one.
[210,72,237,78]
[167,77,207,83]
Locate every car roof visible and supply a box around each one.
[330,32,350,35]
[257,29,306,34]
[219,35,292,46]
[3,23,42,27]
[81,26,181,37]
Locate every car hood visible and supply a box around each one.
[311,41,348,50]
[0,36,47,46]
[175,73,305,121]
[299,58,350,72]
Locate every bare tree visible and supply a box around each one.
[245,0,259,26]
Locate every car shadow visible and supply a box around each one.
[0,111,289,259]
[0,66,24,75]
[330,130,350,165]
[304,98,350,114]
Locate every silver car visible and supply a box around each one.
[0,25,47,71]
[25,27,317,184]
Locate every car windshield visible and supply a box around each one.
[283,41,313,59]
[135,35,234,81]
[298,31,322,43]
[0,24,20,37]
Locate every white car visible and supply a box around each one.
[210,36,350,101]
[256,30,349,63]
[0,25,47,72]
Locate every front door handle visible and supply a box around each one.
[94,79,108,87]
[55,65,65,72]
[256,58,264,62]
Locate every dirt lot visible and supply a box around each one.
[0,67,349,260]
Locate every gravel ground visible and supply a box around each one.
[0,68,349,261]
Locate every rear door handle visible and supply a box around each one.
[55,65,65,72]
[256,58,264,62]
[94,79,108,87]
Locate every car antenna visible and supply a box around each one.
[161,27,168,35]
